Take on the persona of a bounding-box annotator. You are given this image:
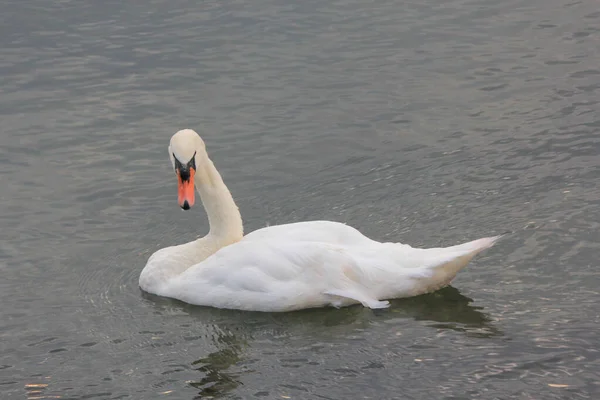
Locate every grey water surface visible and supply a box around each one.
[2,0,600,399]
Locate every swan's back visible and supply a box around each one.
[242,220,377,246]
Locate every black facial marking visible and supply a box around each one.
[187,152,196,170]
[174,152,196,182]
[173,155,184,171]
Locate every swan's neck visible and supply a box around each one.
[139,153,243,295]
[195,157,243,245]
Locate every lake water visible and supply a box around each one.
[2,0,600,399]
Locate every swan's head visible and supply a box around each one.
[168,129,206,210]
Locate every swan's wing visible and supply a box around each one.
[164,239,388,311]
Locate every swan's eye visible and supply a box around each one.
[173,154,183,173]
[187,152,196,170]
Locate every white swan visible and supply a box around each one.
[139,129,502,312]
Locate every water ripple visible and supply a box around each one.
[2,0,600,398]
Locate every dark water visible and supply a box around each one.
[2,0,600,398]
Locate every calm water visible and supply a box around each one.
[2,0,600,398]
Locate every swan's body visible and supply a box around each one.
[140,129,501,312]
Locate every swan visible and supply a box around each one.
[139,129,502,312]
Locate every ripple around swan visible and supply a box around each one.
[2,0,600,398]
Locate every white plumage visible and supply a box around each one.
[139,129,501,312]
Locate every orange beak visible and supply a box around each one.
[177,168,195,210]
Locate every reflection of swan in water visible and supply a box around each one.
[188,330,245,398]
[388,286,503,338]
[141,286,501,397]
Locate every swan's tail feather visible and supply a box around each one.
[446,233,505,255]
[415,234,505,289]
